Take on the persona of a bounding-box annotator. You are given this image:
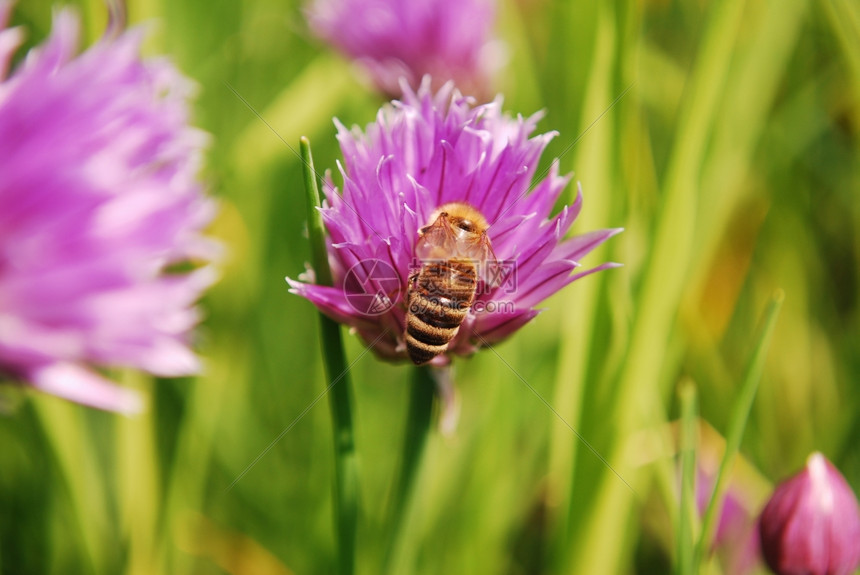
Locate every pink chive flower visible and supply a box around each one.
[306,0,502,98]
[0,5,217,413]
[288,78,620,366]
[759,452,860,575]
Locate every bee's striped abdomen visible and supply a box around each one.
[406,259,477,365]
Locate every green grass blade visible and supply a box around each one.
[552,0,618,546]
[116,372,160,575]
[33,398,111,574]
[569,0,749,569]
[694,290,784,569]
[677,380,698,575]
[301,137,358,575]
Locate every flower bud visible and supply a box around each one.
[759,452,860,575]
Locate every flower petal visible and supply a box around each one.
[29,362,143,414]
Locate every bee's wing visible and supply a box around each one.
[481,235,498,268]
[473,233,508,289]
[415,216,458,260]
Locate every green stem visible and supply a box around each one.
[301,137,358,575]
[677,381,698,575]
[693,290,784,569]
[301,137,333,287]
[322,316,358,575]
[385,364,436,573]
[394,365,436,511]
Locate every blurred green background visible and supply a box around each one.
[2,0,859,573]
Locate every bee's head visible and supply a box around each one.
[428,202,489,237]
[452,218,476,233]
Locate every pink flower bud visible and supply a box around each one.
[759,452,860,575]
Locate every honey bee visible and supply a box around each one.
[406,202,497,365]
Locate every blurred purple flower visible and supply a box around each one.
[0,5,217,412]
[306,0,502,98]
[759,452,860,575]
[288,78,620,365]
[695,466,762,574]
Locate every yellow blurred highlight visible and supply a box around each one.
[686,197,769,341]
[206,198,249,280]
[175,512,295,575]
